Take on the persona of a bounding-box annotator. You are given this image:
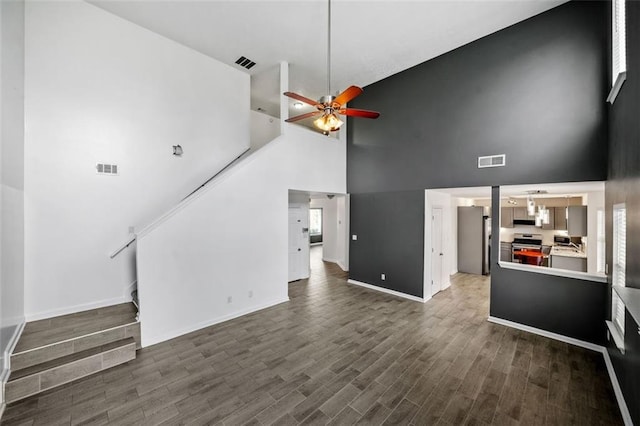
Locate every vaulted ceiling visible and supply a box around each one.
[90,0,567,119]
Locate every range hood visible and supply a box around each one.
[513,218,536,226]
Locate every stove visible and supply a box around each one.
[511,233,543,263]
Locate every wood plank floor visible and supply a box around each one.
[15,303,137,353]
[2,246,622,425]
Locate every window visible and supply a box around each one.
[596,209,606,273]
[608,0,627,103]
[607,203,626,352]
[309,208,322,244]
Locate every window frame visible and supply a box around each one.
[607,0,627,104]
[607,203,626,353]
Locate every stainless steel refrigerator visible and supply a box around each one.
[457,206,491,275]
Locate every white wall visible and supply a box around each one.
[250,110,280,151]
[137,123,346,347]
[310,197,337,259]
[1,0,25,383]
[336,194,349,271]
[24,1,249,320]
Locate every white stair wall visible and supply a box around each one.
[23,0,250,321]
[136,123,346,347]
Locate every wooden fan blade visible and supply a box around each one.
[338,108,380,119]
[333,86,363,107]
[285,111,321,122]
[283,92,319,107]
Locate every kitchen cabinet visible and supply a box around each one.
[554,207,567,230]
[500,208,513,228]
[551,255,587,272]
[500,242,512,262]
[542,207,555,230]
[567,205,587,236]
[513,207,529,220]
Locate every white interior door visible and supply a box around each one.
[431,207,444,295]
[288,207,307,281]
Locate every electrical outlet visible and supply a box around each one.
[381,273,386,280]
[227,296,232,304]
[248,290,253,298]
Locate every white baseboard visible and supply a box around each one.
[25,296,129,322]
[487,316,603,352]
[348,279,425,303]
[141,297,290,348]
[602,348,633,426]
[488,316,632,426]
[322,258,349,272]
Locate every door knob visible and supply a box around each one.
[440,253,443,256]
[298,248,301,251]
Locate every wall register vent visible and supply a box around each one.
[96,163,118,175]
[234,56,256,70]
[478,154,506,168]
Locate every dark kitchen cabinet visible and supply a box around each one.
[513,207,529,220]
[500,207,514,228]
[500,242,512,261]
[554,207,567,230]
[567,205,587,236]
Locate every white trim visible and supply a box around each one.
[487,316,603,352]
[1,320,25,406]
[498,261,607,283]
[140,297,290,348]
[11,321,138,356]
[605,321,625,354]
[488,316,632,426]
[25,296,129,322]
[336,261,348,272]
[607,72,626,104]
[347,279,426,303]
[602,348,634,426]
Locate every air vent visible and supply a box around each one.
[234,56,256,70]
[96,163,118,175]
[478,154,506,168]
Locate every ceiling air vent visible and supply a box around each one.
[96,163,118,175]
[234,56,256,70]
[478,154,506,169]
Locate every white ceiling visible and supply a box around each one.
[89,0,567,120]
[429,181,605,200]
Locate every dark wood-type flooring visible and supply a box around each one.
[2,246,622,425]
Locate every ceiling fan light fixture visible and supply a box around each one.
[314,112,343,132]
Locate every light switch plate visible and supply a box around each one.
[352,235,357,240]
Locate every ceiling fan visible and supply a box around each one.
[283,0,380,132]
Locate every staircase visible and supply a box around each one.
[5,303,139,404]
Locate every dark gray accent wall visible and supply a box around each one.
[348,1,607,194]
[490,186,606,342]
[349,191,424,298]
[606,1,640,424]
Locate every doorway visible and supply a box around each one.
[431,207,444,295]
[288,206,309,282]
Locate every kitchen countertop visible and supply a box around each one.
[550,246,587,258]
